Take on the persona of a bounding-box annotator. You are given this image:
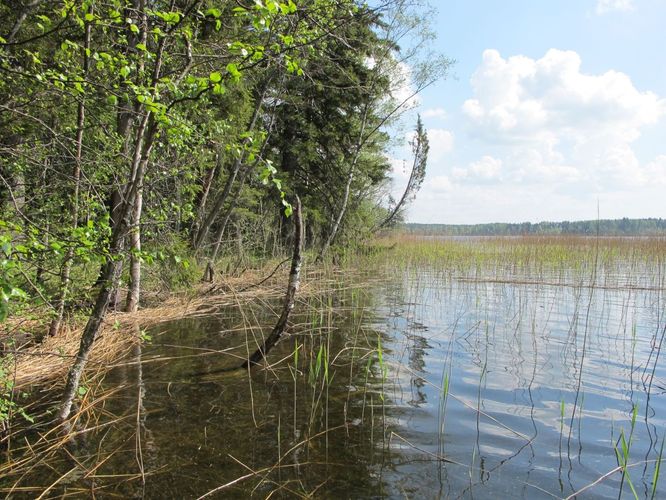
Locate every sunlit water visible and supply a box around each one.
[5,260,666,498]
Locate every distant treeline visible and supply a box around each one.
[403,218,666,236]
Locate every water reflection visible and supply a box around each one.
[374,265,666,499]
[3,261,666,498]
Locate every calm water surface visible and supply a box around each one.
[8,261,666,498]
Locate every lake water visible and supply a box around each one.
[4,254,666,498]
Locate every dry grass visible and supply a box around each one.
[2,261,359,391]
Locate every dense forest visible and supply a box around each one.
[0,0,448,422]
[404,218,666,236]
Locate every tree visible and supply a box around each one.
[0,0,449,426]
[378,114,428,229]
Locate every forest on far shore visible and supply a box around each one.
[403,218,666,236]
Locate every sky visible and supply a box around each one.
[390,0,666,224]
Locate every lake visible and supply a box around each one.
[4,237,666,498]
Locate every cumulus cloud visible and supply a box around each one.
[388,61,420,108]
[429,175,453,193]
[464,49,662,140]
[461,48,665,190]
[422,107,447,119]
[643,155,666,186]
[453,156,502,184]
[427,128,454,160]
[596,0,634,14]
[388,156,410,181]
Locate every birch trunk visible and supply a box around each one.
[192,87,266,251]
[125,183,143,312]
[316,105,369,262]
[57,109,153,424]
[243,196,303,367]
[189,153,219,248]
[49,9,92,336]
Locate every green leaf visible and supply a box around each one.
[136,43,147,52]
[164,12,181,24]
[226,63,241,82]
[209,71,222,83]
[107,95,118,105]
[213,83,225,95]
[129,23,139,34]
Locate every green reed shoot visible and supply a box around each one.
[652,434,665,499]
[437,369,451,457]
[559,397,566,457]
[308,344,329,386]
[615,429,639,499]
[377,335,387,401]
[292,340,300,375]
[615,404,640,499]
[377,335,386,379]
[560,398,566,431]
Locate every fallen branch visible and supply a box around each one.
[242,196,303,368]
[238,257,291,292]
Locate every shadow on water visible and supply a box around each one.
[1,288,398,498]
[3,248,666,498]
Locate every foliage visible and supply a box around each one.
[378,114,429,229]
[403,218,666,236]
[0,0,446,326]
[0,357,33,427]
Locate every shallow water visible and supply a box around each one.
[5,260,666,498]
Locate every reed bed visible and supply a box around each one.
[365,234,666,291]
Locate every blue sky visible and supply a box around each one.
[391,0,666,223]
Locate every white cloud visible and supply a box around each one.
[461,48,665,190]
[388,156,410,181]
[427,128,454,160]
[429,175,453,193]
[464,49,662,140]
[596,0,634,14]
[470,156,502,179]
[422,107,447,119]
[386,127,454,208]
[453,155,502,184]
[388,61,420,109]
[643,155,666,186]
